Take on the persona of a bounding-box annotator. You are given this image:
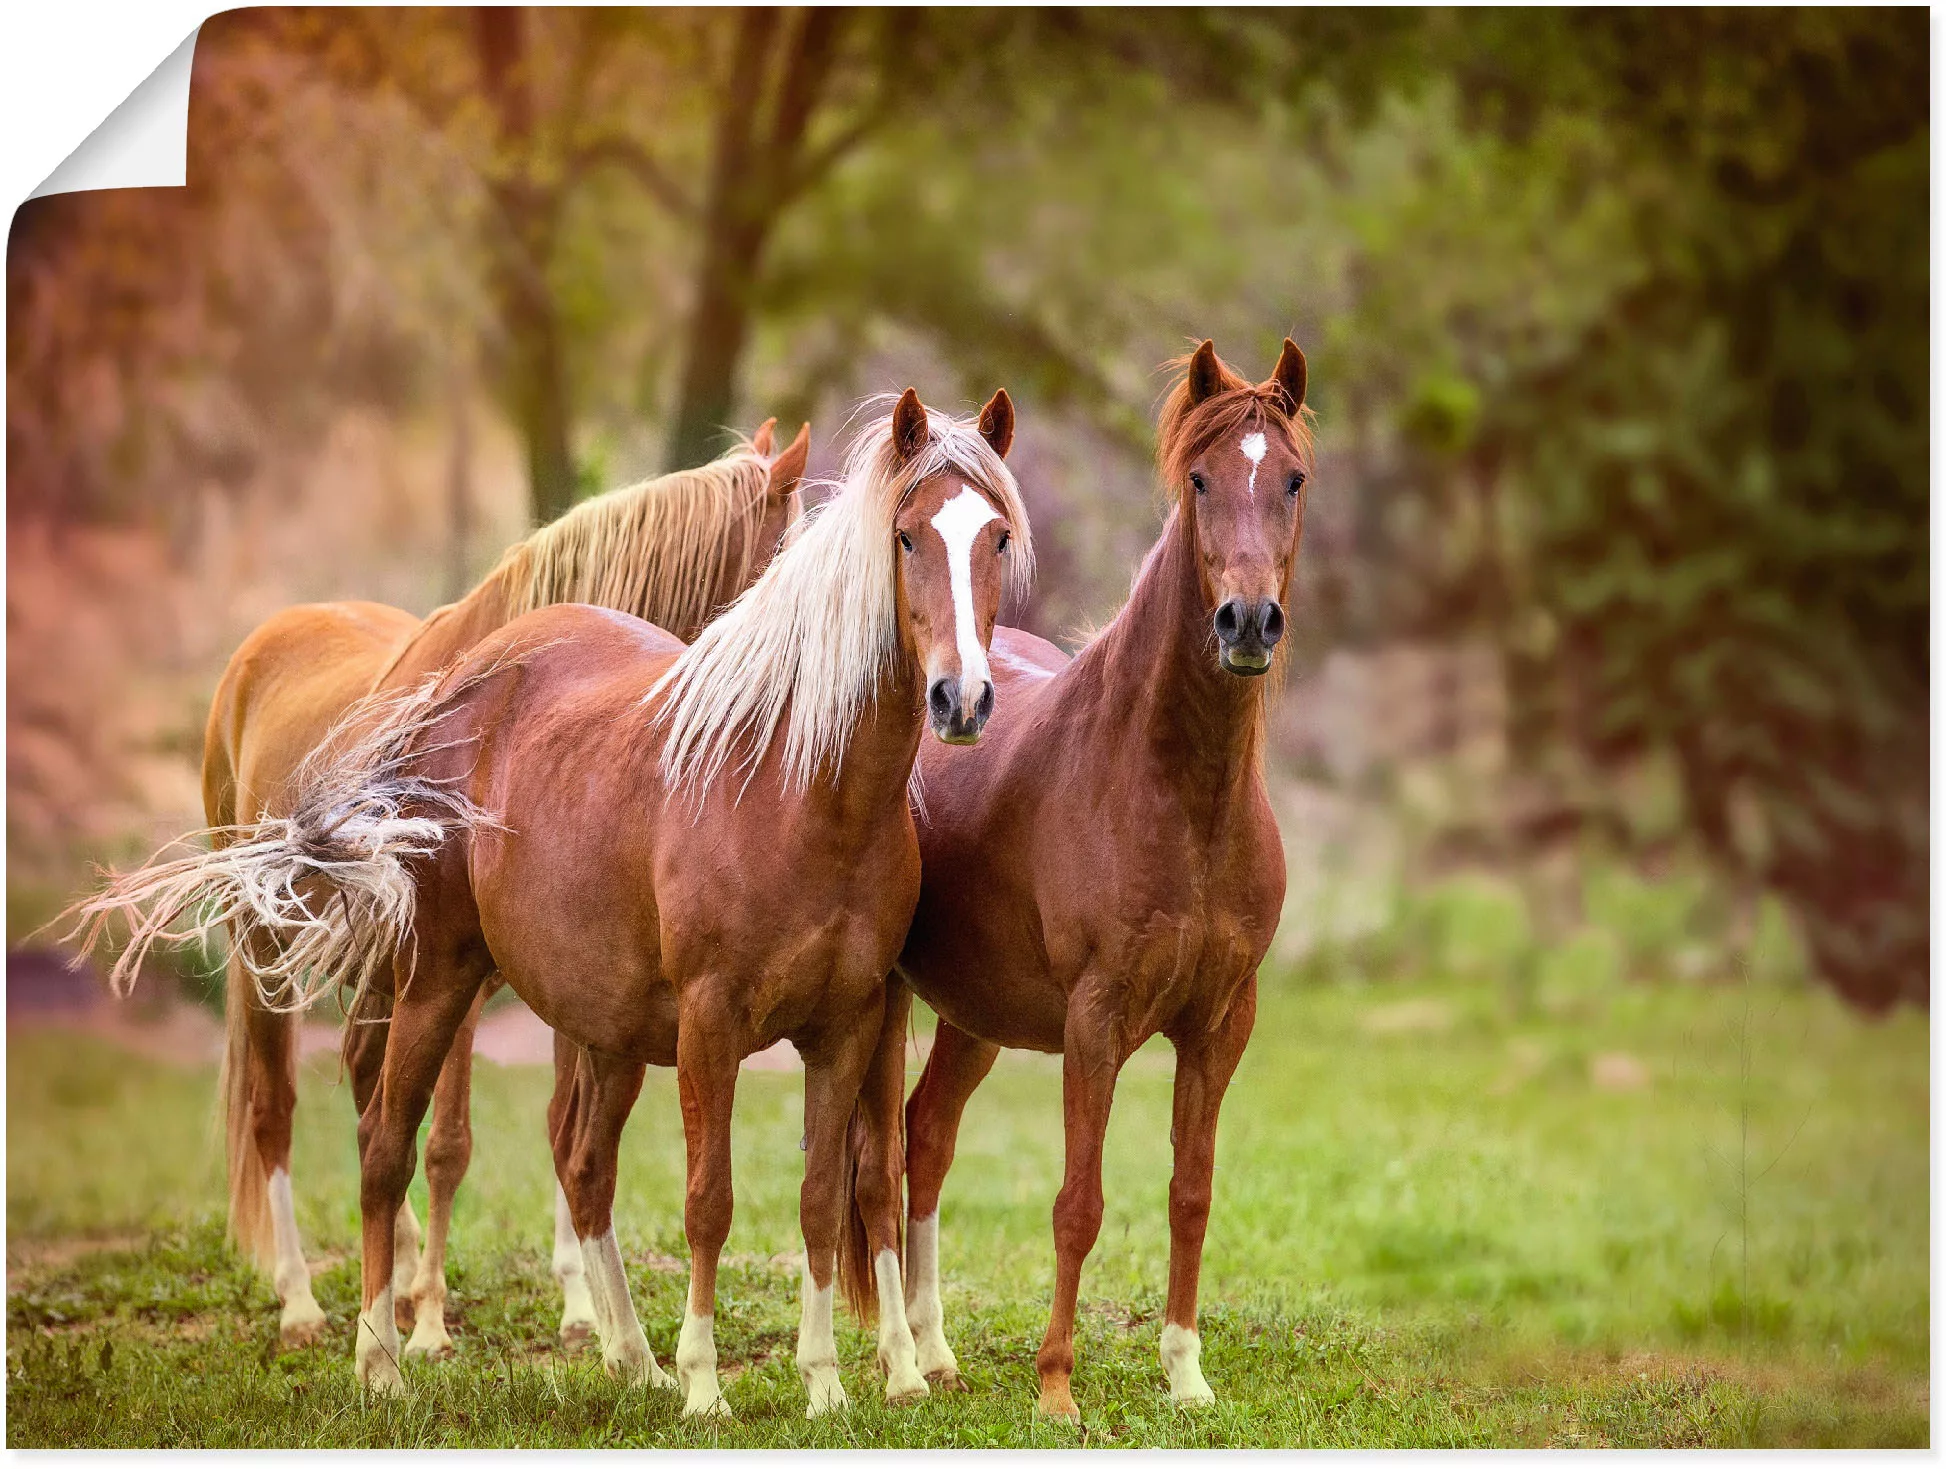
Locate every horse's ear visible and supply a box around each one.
[767,422,810,500]
[750,416,778,457]
[891,388,929,462]
[1187,339,1223,406]
[1265,339,1307,414]
[977,388,1015,460]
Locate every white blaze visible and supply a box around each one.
[1240,431,1267,497]
[930,487,1001,699]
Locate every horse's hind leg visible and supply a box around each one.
[546,1028,599,1346]
[344,993,424,1331]
[353,951,487,1396]
[232,935,329,1348]
[556,1046,668,1388]
[902,1015,1000,1388]
[403,984,489,1360]
[1161,977,1257,1406]
[797,986,922,1416]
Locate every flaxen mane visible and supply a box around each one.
[407,439,789,662]
[654,399,1033,798]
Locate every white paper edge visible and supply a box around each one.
[29,26,199,199]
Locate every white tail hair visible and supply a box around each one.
[652,397,1033,799]
[64,663,509,1016]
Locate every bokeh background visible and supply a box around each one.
[2,9,1930,1447]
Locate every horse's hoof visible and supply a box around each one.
[1036,1385,1081,1422]
[648,1360,676,1392]
[926,1369,966,1392]
[885,1376,930,1407]
[358,1359,406,1399]
[279,1309,328,1350]
[682,1393,732,1420]
[403,1333,455,1362]
[1170,1381,1216,1407]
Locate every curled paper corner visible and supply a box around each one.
[30,28,200,199]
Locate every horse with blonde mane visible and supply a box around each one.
[92,420,807,1355]
[79,388,1030,1416]
[839,340,1311,1421]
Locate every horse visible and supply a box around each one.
[838,339,1312,1421]
[91,420,807,1355]
[83,387,1032,1415]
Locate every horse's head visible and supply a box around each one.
[888,387,1021,745]
[749,416,811,579]
[1161,338,1312,677]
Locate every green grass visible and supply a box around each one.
[6,974,1928,1446]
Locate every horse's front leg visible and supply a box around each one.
[1034,995,1126,1422]
[1162,974,1257,1405]
[674,1016,743,1418]
[557,1045,666,1388]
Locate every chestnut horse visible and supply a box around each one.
[840,340,1311,1420]
[87,388,1031,1413]
[112,422,806,1352]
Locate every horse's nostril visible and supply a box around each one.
[1261,601,1285,645]
[1214,600,1243,641]
[974,682,995,722]
[927,678,956,723]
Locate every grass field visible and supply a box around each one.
[5,972,1929,1447]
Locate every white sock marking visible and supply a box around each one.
[677,1306,727,1416]
[266,1168,311,1301]
[580,1228,664,1386]
[1161,1321,1215,1403]
[904,1212,958,1380]
[1240,431,1267,497]
[553,1185,597,1336]
[873,1249,928,1401]
[796,1255,847,1416]
[930,487,1001,702]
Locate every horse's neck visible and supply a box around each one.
[371,575,517,693]
[1082,509,1266,802]
[816,661,924,827]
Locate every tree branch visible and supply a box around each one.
[566,134,698,220]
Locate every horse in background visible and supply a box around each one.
[82,387,1031,1414]
[840,340,1311,1421]
[103,421,807,1354]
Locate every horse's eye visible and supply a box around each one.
[1287,472,1307,497]
[996,529,1011,554]
[898,531,913,552]
[1190,473,1206,495]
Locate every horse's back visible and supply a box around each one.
[205,601,420,828]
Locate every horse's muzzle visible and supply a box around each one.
[928,675,993,744]
[1214,596,1284,677]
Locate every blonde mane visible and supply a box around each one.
[653,398,1033,797]
[484,439,783,635]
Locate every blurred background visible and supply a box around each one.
[7,7,1929,1010]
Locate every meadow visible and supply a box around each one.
[5,971,1928,1447]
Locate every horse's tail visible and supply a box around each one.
[218,944,276,1270]
[837,1100,881,1322]
[64,667,502,1020]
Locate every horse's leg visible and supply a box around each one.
[403,983,488,1359]
[343,991,421,1330]
[236,931,328,1348]
[845,977,929,1402]
[1162,976,1257,1406]
[798,988,922,1415]
[1033,1004,1125,1422]
[674,1017,743,1418]
[902,1015,999,1388]
[547,1028,598,1346]
[558,1046,668,1388]
[352,957,483,1397]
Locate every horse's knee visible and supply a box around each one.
[1052,1180,1104,1260]
[1167,1174,1212,1231]
[684,1176,733,1256]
